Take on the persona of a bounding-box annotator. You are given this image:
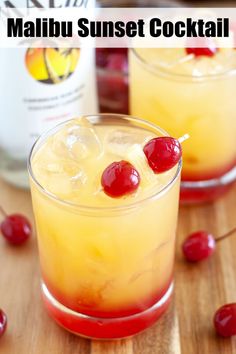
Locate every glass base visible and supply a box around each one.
[41,281,173,340]
[180,166,236,204]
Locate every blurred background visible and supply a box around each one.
[95,0,235,115]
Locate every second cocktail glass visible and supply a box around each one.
[130,48,236,203]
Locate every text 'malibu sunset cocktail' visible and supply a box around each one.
[29,114,181,339]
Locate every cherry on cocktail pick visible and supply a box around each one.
[143,134,188,174]
[101,160,140,198]
[0,206,31,245]
[186,38,218,57]
[182,227,236,262]
[101,134,188,198]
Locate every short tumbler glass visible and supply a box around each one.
[130,49,236,203]
[28,114,181,339]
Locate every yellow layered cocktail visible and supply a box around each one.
[29,114,181,339]
[130,48,236,202]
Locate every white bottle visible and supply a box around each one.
[0,0,98,188]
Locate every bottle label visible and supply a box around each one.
[0,0,97,159]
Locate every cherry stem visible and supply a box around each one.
[216,227,236,243]
[0,206,7,218]
[178,134,190,144]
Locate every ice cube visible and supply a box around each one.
[44,163,87,199]
[34,149,87,198]
[46,173,73,197]
[51,117,103,161]
[50,130,71,159]
[105,129,153,157]
[44,162,64,174]
[33,141,64,176]
[70,168,87,186]
[66,117,103,159]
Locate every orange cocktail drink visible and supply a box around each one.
[29,114,181,339]
[130,48,236,202]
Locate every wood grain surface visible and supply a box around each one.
[0,177,236,354]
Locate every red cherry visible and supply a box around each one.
[182,231,216,262]
[186,47,217,57]
[186,38,218,57]
[0,214,31,245]
[0,309,7,338]
[214,304,236,337]
[101,160,140,198]
[143,137,181,174]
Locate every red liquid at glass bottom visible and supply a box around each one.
[180,162,236,204]
[41,282,173,339]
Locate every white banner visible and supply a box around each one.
[0,7,236,47]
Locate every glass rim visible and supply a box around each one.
[28,114,182,213]
[130,48,236,82]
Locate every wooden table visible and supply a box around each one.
[0,177,236,354]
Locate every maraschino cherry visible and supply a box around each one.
[186,38,218,57]
[182,227,236,262]
[0,207,31,245]
[143,136,182,174]
[101,160,140,198]
[102,134,188,197]
[214,303,236,337]
[0,309,7,337]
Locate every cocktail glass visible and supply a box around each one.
[28,114,181,339]
[130,48,236,203]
